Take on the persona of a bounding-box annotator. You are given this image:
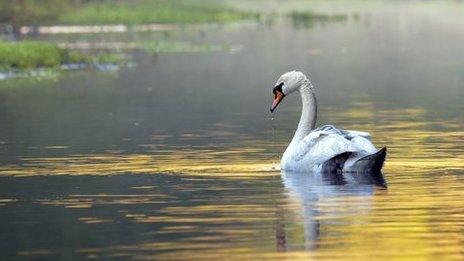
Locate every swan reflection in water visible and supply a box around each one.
[276,170,386,251]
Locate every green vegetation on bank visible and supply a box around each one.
[0,0,349,73]
[0,39,236,71]
[60,0,257,25]
[0,0,68,33]
[0,41,63,69]
[0,41,122,70]
[0,0,256,33]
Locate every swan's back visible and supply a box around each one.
[282,125,379,172]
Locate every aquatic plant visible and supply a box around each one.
[289,11,348,28]
[0,41,124,71]
[0,41,64,69]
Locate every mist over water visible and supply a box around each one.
[1,1,463,259]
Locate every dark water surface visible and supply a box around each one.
[1,1,464,259]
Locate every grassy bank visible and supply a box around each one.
[0,0,256,30]
[0,41,121,70]
[60,0,256,25]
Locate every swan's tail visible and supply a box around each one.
[321,147,387,186]
[351,147,387,173]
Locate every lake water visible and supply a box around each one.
[1,1,464,259]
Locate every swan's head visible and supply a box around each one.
[270,70,309,113]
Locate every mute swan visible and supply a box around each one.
[270,71,387,174]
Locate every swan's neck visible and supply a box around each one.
[288,82,317,149]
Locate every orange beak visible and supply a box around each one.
[270,90,284,113]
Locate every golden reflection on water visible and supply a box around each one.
[1,106,462,177]
[0,148,277,177]
[1,105,464,260]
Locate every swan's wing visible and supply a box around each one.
[293,131,327,161]
[341,130,372,141]
[293,125,375,162]
[315,125,372,140]
[340,129,376,154]
[293,125,341,161]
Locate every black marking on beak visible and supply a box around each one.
[273,82,284,95]
[270,82,285,113]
